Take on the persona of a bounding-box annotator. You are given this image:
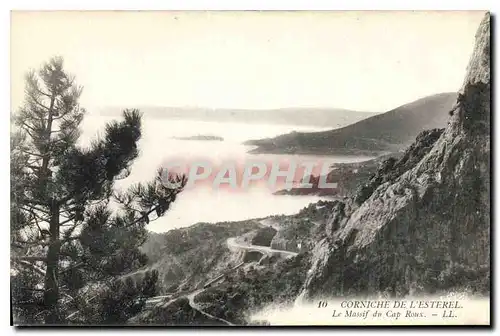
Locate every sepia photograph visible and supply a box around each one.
[9,10,491,326]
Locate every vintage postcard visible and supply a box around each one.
[10,10,490,326]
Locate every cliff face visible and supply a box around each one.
[300,13,490,300]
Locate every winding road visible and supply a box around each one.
[187,289,235,326]
[226,237,298,258]
[143,234,298,325]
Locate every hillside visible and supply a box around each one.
[99,106,376,128]
[273,129,445,198]
[299,13,490,300]
[245,92,457,155]
[273,152,401,197]
[137,220,264,293]
[136,201,335,296]
[130,201,337,325]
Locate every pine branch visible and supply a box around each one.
[19,120,39,134]
[30,85,52,99]
[59,216,76,226]
[61,236,81,243]
[26,91,51,111]
[12,259,46,276]
[55,200,171,276]
[65,294,99,320]
[13,239,50,247]
[59,262,84,274]
[21,198,49,207]
[57,195,76,207]
[19,126,36,140]
[13,256,47,262]
[20,205,50,217]
[16,287,46,292]
[18,149,46,158]
[26,164,41,171]
[124,203,164,227]
[26,156,41,164]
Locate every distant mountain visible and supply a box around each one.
[172,135,224,141]
[244,92,457,156]
[99,106,377,128]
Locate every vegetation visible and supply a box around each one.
[10,56,186,324]
[140,220,263,292]
[130,297,224,325]
[193,253,311,325]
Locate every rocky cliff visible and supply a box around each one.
[299,13,490,300]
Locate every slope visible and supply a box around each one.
[246,92,457,155]
[298,13,490,300]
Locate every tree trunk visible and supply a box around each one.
[42,94,60,324]
[43,203,61,324]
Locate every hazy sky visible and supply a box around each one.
[11,11,485,112]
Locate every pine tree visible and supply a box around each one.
[10,56,186,324]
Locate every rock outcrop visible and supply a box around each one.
[299,13,490,300]
[354,128,444,205]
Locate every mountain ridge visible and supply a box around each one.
[245,92,457,155]
[98,106,378,128]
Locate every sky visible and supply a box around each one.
[11,10,485,112]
